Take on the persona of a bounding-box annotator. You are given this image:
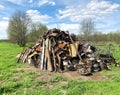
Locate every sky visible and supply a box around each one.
[0,0,120,39]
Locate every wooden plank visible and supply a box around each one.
[47,39,53,71]
[40,39,45,70]
[17,47,25,63]
[67,31,83,61]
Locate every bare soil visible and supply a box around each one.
[60,71,104,81]
[18,64,105,81]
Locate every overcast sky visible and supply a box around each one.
[0,0,120,39]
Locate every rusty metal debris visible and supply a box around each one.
[17,28,119,76]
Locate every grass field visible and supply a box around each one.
[0,42,120,95]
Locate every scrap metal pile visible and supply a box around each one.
[17,28,119,76]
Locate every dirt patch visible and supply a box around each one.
[60,71,105,81]
[18,64,105,81]
[23,64,40,72]
[35,71,55,81]
[90,72,105,81]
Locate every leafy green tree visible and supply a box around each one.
[28,22,48,42]
[80,18,95,40]
[8,11,30,46]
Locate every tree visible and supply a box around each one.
[80,18,95,40]
[28,22,48,42]
[8,11,30,46]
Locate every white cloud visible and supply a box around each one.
[47,23,79,34]
[56,0,88,7]
[26,10,51,24]
[58,0,120,22]
[0,4,5,9]
[0,21,9,39]
[7,0,23,5]
[29,0,33,3]
[2,17,9,21]
[38,0,55,6]
[7,0,55,6]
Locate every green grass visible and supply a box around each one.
[1,42,120,95]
